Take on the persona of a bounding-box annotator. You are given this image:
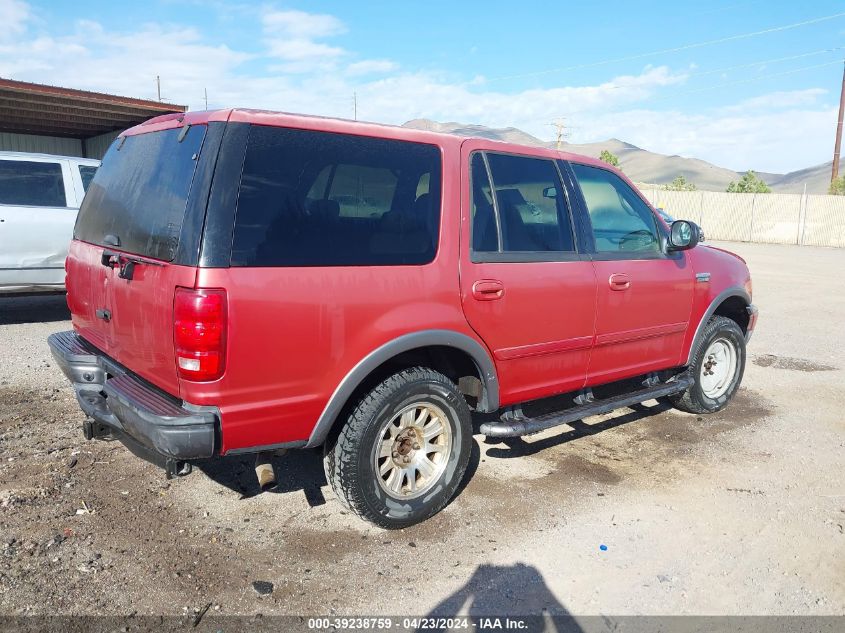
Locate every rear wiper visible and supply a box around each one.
[100,250,162,281]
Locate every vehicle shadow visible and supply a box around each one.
[423,563,581,632]
[195,431,483,510]
[0,294,70,325]
[196,448,330,506]
[194,396,666,507]
[474,399,674,459]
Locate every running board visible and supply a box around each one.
[480,375,693,438]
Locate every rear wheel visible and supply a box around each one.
[323,367,472,529]
[670,315,746,414]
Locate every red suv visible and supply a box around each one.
[49,109,758,528]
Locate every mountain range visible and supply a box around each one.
[402,119,832,194]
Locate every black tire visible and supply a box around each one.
[323,367,473,529]
[669,315,746,414]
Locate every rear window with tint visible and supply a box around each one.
[232,125,442,267]
[74,126,206,261]
[0,160,66,207]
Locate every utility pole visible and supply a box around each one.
[832,60,845,184]
[204,87,208,110]
[550,118,569,151]
[353,91,357,121]
[156,75,161,101]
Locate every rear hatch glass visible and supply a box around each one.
[75,125,207,260]
[68,124,207,396]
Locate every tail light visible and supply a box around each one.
[174,287,227,381]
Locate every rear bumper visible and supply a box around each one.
[48,331,218,466]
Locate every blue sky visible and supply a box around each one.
[1,0,844,172]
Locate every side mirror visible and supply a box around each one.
[542,186,558,198]
[667,220,702,251]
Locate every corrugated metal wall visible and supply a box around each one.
[0,132,83,157]
[638,186,845,247]
[0,130,121,160]
[83,130,120,160]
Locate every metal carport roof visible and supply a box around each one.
[0,78,187,138]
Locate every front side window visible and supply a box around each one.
[571,163,660,254]
[232,126,441,267]
[0,160,66,207]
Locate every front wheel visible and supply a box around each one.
[669,315,746,414]
[323,367,472,529]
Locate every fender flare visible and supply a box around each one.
[304,329,500,448]
[685,287,751,365]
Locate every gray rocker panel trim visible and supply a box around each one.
[685,287,751,365]
[305,329,499,448]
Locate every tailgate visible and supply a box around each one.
[66,241,197,395]
[67,122,211,397]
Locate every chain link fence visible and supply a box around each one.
[637,187,845,248]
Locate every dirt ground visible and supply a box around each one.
[0,241,843,618]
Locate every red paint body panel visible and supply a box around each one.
[184,136,486,452]
[458,139,597,405]
[587,258,694,385]
[681,245,754,361]
[64,108,755,457]
[191,264,482,452]
[66,240,196,395]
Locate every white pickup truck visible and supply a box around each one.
[0,151,99,294]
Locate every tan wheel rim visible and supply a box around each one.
[374,402,452,499]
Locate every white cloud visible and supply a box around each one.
[262,9,346,39]
[578,105,838,173]
[724,88,827,112]
[261,8,347,72]
[0,2,834,172]
[346,59,399,76]
[0,0,30,41]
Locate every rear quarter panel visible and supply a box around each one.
[188,137,481,452]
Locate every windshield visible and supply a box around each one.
[74,125,206,261]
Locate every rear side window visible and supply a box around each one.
[571,163,660,254]
[0,160,66,207]
[232,126,441,267]
[74,126,206,261]
[78,165,97,191]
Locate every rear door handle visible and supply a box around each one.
[472,279,505,301]
[608,273,631,291]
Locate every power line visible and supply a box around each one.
[568,47,845,98]
[661,58,844,98]
[484,11,845,83]
[686,46,845,80]
[522,56,844,127]
[555,58,844,140]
